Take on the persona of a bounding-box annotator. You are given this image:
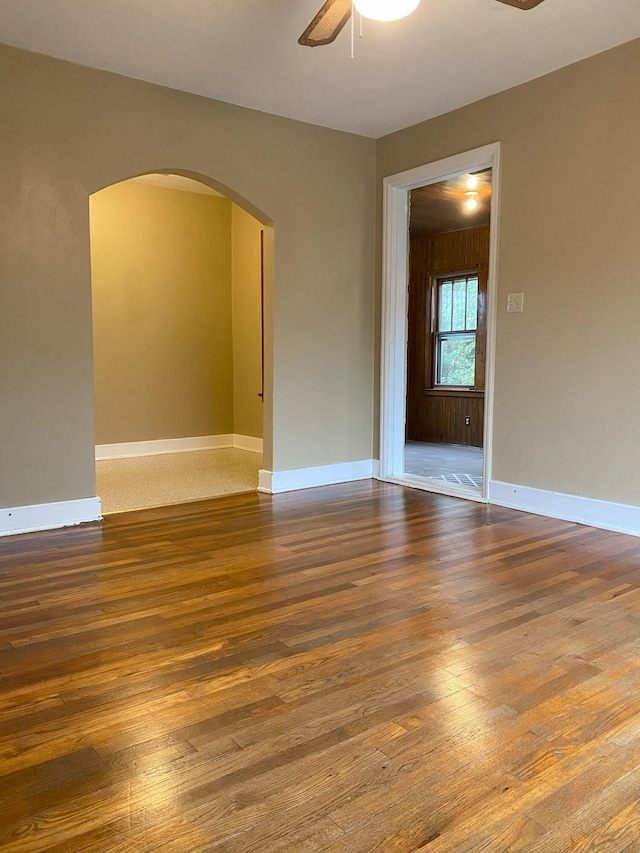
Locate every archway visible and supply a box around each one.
[88,170,274,513]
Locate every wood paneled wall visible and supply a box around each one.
[406,226,490,447]
[415,393,485,446]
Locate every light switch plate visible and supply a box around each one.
[507,292,524,313]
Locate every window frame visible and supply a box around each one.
[424,265,488,393]
[433,273,479,388]
[435,330,477,387]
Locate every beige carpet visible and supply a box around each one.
[96,448,261,513]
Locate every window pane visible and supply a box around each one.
[437,333,476,386]
[466,276,478,330]
[452,278,466,330]
[439,281,452,331]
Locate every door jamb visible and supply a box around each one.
[379,142,501,502]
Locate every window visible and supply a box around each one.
[435,274,478,387]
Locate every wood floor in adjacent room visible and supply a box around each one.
[1,481,640,852]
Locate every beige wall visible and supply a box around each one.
[0,44,375,508]
[377,38,640,506]
[4,36,637,515]
[90,182,234,444]
[231,205,264,439]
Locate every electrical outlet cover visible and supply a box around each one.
[507,292,524,313]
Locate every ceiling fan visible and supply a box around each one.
[299,0,546,47]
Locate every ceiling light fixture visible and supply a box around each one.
[463,173,481,212]
[465,190,479,212]
[353,0,420,23]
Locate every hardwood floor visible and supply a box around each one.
[1,481,640,852]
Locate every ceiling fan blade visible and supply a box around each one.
[495,0,546,8]
[299,0,352,47]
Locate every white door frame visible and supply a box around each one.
[379,142,501,502]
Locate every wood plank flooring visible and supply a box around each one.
[1,481,640,852]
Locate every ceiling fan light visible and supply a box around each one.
[353,0,420,23]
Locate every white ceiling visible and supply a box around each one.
[0,0,638,137]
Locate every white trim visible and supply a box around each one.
[257,460,374,495]
[379,142,501,503]
[385,474,487,503]
[233,435,263,454]
[489,480,640,538]
[483,147,501,496]
[96,434,262,460]
[96,435,232,459]
[258,469,274,493]
[0,497,102,538]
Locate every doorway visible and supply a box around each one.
[379,143,500,502]
[90,173,266,512]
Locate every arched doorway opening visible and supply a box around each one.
[89,170,273,513]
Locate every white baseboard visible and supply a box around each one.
[489,480,640,538]
[96,434,262,460]
[258,469,274,493]
[0,497,102,538]
[8,474,633,540]
[258,459,375,495]
[233,435,263,454]
[384,474,487,503]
